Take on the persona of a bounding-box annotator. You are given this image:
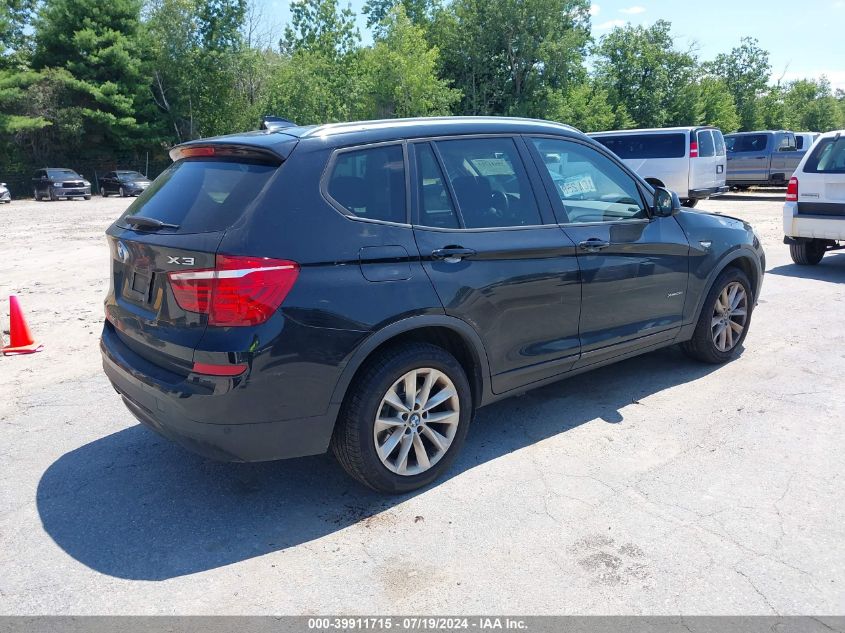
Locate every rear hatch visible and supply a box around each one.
[796,135,845,215]
[104,140,297,376]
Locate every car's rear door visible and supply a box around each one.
[104,148,295,374]
[713,130,727,189]
[527,136,690,364]
[410,136,582,394]
[797,135,845,216]
[690,129,717,192]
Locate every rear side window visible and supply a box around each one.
[804,137,845,174]
[594,133,686,159]
[697,130,716,157]
[434,137,541,229]
[414,143,460,229]
[327,145,407,224]
[728,134,769,152]
[713,130,726,156]
[796,136,805,150]
[118,159,278,234]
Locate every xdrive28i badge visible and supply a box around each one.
[116,241,129,262]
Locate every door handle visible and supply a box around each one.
[431,246,476,262]
[578,238,610,252]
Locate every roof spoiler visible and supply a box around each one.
[261,116,297,131]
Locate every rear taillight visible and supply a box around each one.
[689,141,699,158]
[168,255,299,326]
[786,177,798,202]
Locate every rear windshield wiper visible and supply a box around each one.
[124,215,180,230]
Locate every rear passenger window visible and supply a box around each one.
[327,145,407,223]
[796,136,805,151]
[594,133,686,159]
[434,137,541,229]
[697,130,715,157]
[532,138,647,224]
[414,143,460,229]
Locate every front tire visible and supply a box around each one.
[33,188,40,201]
[119,186,126,197]
[331,343,472,493]
[682,267,753,364]
[789,240,825,266]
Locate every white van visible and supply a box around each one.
[590,126,729,207]
[783,129,845,265]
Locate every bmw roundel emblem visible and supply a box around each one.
[116,241,128,262]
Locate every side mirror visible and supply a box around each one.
[653,187,681,217]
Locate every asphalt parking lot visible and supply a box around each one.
[1,191,843,614]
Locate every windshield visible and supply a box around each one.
[118,171,147,181]
[48,169,81,179]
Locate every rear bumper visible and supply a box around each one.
[688,186,729,199]
[783,202,845,241]
[100,324,339,462]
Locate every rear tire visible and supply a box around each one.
[119,186,126,197]
[48,188,56,201]
[789,240,825,266]
[33,188,40,201]
[331,342,472,493]
[682,267,753,364]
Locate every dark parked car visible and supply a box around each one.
[33,168,91,200]
[99,170,152,197]
[0,182,10,203]
[101,117,765,492]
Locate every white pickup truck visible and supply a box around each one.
[783,130,845,264]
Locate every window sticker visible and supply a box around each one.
[469,158,513,176]
[560,173,597,197]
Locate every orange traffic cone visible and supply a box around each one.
[2,295,43,355]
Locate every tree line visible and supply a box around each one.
[2,0,844,190]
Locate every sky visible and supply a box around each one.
[259,0,845,91]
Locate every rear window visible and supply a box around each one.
[726,134,769,152]
[697,130,716,157]
[327,145,407,224]
[594,133,686,159]
[804,137,845,174]
[713,130,726,156]
[117,159,278,233]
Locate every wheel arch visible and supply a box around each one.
[329,315,492,413]
[691,248,762,326]
[644,177,665,188]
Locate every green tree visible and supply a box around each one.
[708,37,770,131]
[363,0,438,35]
[267,0,363,125]
[31,0,152,153]
[433,0,591,116]
[359,6,459,118]
[545,82,625,132]
[593,20,698,129]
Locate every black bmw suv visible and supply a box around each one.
[101,117,765,493]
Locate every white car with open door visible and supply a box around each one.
[784,130,845,265]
